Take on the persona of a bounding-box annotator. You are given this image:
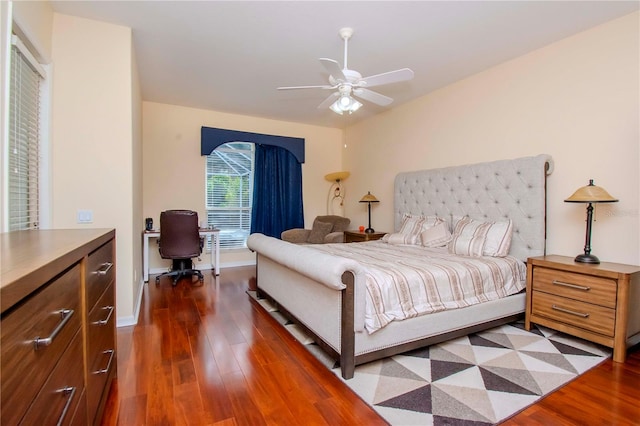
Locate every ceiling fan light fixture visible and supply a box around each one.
[330,96,362,115]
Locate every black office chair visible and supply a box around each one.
[155,210,204,286]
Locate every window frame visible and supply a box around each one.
[205,142,255,250]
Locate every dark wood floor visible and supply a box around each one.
[102,266,640,425]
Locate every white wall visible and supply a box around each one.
[343,12,639,265]
[142,101,344,270]
[51,13,141,322]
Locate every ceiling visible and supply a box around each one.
[49,1,639,129]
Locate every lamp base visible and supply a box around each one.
[574,253,600,264]
[365,227,375,233]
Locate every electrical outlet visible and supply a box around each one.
[77,209,93,223]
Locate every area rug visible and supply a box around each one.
[250,293,611,425]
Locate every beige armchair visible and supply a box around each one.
[281,215,350,244]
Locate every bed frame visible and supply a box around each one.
[248,154,553,379]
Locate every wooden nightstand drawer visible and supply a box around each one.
[532,291,615,337]
[532,267,616,308]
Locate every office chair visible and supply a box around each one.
[155,210,204,286]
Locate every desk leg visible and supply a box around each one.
[214,233,220,275]
[143,234,150,282]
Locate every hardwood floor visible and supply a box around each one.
[102,266,640,425]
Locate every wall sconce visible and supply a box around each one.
[325,171,350,215]
[565,179,618,264]
[359,191,380,233]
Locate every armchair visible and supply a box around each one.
[281,215,350,244]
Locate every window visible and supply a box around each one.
[206,142,254,249]
[7,35,44,231]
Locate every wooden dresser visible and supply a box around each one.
[525,255,640,363]
[1,229,117,425]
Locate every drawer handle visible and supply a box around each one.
[94,262,113,275]
[55,386,76,426]
[552,280,591,291]
[94,349,115,375]
[34,309,74,350]
[552,304,590,318]
[92,305,114,325]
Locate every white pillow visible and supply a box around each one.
[448,216,513,257]
[482,218,513,257]
[448,216,487,256]
[383,232,416,245]
[420,222,452,248]
[398,214,444,245]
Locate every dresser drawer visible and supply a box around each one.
[1,264,82,426]
[532,267,617,308]
[86,240,114,310]
[86,282,116,423]
[532,291,615,337]
[19,331,85,426]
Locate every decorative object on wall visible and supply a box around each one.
[359,191,380,233]
[277,27,414,115]
[325,171,350,214]
[565,179,618,264]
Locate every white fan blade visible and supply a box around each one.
[319,58,346,81]
[361,68,414,87]
[317,92,339,109]
[278,84,334,90]
[352,88,393,106]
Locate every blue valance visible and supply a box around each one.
[201,126,305,163]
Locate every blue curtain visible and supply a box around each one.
[251,144,304,238]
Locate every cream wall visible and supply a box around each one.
[51,13,142,323]
[343,12,639,265]
[143,101,343,271]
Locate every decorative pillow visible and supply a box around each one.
[482,218,513,257]
[382,232,415,245]
[307,221,333,244]
[398,214,444,245]
[420,221,452,248]
[447,216,489,256]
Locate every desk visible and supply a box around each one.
[143,229,220,282]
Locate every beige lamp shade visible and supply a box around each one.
[325,171,350,182]
[359,192,379,203]
[565,179,618,203]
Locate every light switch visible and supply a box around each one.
[77,209,93,223]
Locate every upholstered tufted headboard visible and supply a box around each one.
[394,154,554,262]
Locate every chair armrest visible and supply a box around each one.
[281,228,311,244]
[324,231,345,244]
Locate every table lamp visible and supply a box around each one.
[359,191,380,233]
[565,179,618,264]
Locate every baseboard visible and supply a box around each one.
[116,277,145,328]
[150,260,255,276]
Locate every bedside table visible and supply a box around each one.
[525,255,640,363]
[344,230,386,243]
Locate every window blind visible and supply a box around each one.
[206,143,254,249]
[8,40,42,230]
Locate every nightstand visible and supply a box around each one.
[525,255,640,362]
[343,230,386,243]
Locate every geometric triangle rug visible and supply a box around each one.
[250,293,611,425]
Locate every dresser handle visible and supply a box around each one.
[92,305,114,325]
[94,349,115,375]
[552,304,590,318]
[34,309,74,350]
[94,262,113,275]
[55,386,76,426]
[552,280,591,291]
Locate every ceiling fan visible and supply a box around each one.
[277,27,414,115]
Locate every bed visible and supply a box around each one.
[247,154,553,379]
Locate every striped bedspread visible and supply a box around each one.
[311,241,527,333]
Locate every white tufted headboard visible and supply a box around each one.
[394,154,554,262]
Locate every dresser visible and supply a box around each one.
[525,255,640,363]
[1,229,117,425]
